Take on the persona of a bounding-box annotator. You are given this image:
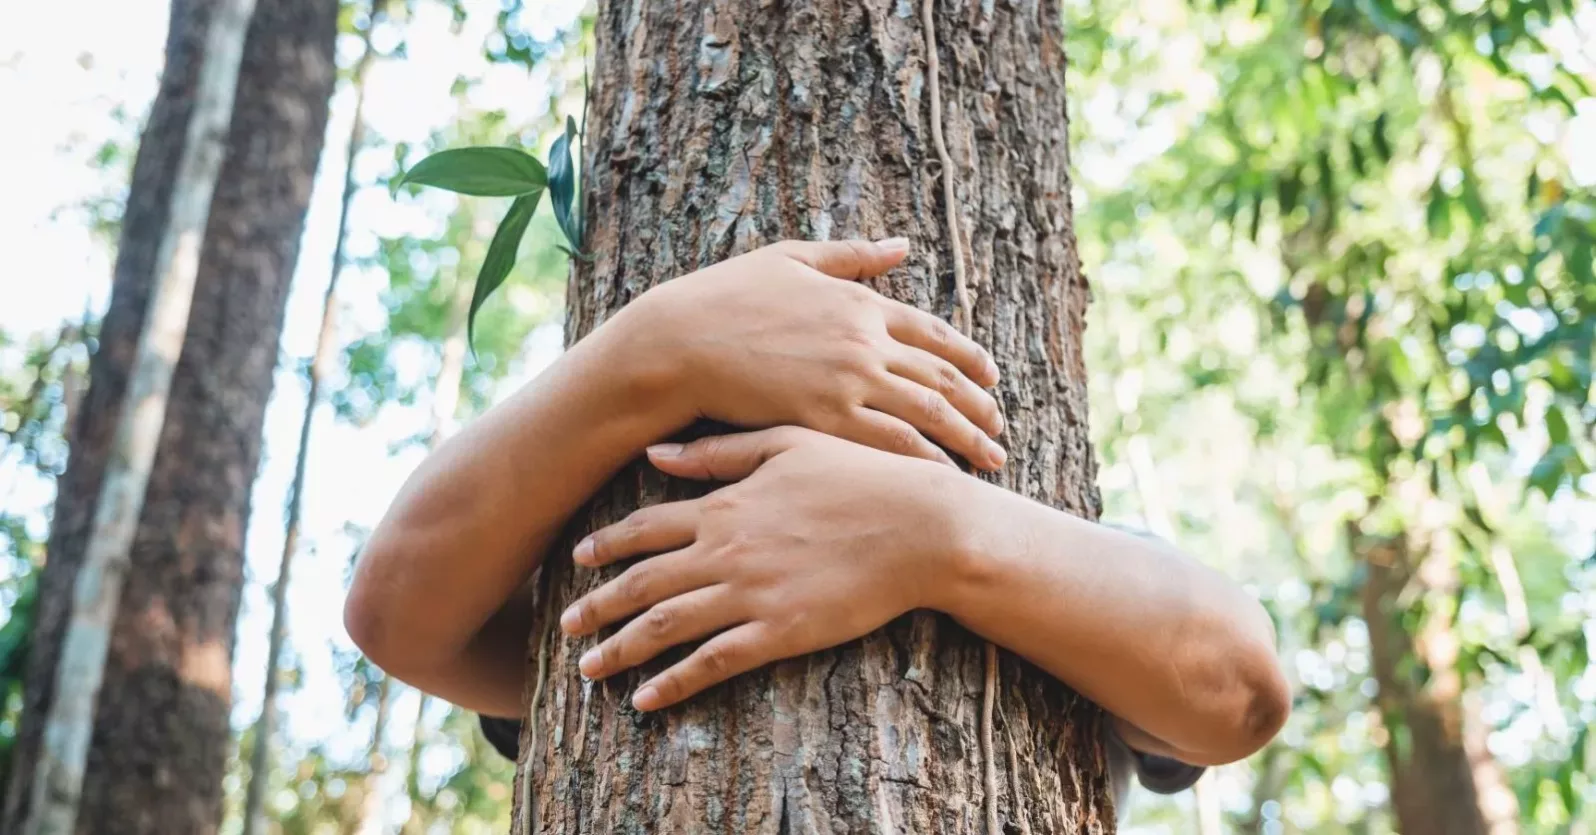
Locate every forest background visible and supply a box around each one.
[2,0,1594,832]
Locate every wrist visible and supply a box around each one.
[921,468,1009,615]
[581,287,697,432]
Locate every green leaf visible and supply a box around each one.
[1372,113,1393,161]
[1546,404,1570,445]
[469,191,543,351]
[1278,169,1302,218]
[548,116,583,253]
[396,146,547,197]
[1427,184,1452,239]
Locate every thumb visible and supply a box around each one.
[647,428,808,481]
[773,237,910,280]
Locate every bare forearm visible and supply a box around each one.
[345,304,682,701]
[935,479,1289,764]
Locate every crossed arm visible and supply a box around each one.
[344,239,1290,767]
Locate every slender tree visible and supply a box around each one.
[17,0,258,830]
[513,3,1112,832]
[239,2,386,832]
[1,0,337,831]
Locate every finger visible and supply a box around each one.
[577,585,741,680]
[886,345,1004,438]
[835,407,955,468]
[576,500,701,568]
[880,302,999,388]
[632,623,772,711]
[646,427,809,481]
[770,238,910,280]
[864,378,1006,470]
[560,548,710,637]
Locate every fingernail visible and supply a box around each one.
[560,605,582,634]
[987,440,1007,468]
[876,236,910,253]
[648,443,683,459]
[633,684,660,711]
[579,648,601,677]
[573,536,595,565]
[993,412,1005,436]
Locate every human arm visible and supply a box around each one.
[560,428,1290,765]
[343,240,1007,716]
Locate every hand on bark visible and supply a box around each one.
[624,239,1007,470]
[559,427,967,711]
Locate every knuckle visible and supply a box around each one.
[643,605,675,638]
[600,637,621,668]
[839,324,877,351]
[702,489,740,515]
[928,317,954,349]
[698,435,727,461]
[889,423,920,455]
[619,510,649,541]
[771,239,806,263]
[699,642,734,678]
[841,279,875,303]
[616,566,651,604]
[935,361,960,396]
[920,390,948,426]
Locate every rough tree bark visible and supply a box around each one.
[0,0,336,831]
[512,2,1113,833]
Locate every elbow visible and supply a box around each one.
[1171,622,1292,765]
[343,573,396,672]
[1233,656,1291,760]
[343,543,420,680]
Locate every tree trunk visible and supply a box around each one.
[239,2,382,830]
[353,677,393,835]
[1,0,336,831]
[21,0,258,829]
[513,3,1111,833]
[1357,526,1519,835]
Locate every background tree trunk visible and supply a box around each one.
[1,0,336,831]
[240,2,383,829]
[1357,527,1519,835]
[513,2,1113,833]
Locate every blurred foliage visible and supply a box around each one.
[1072,0,1595,830]
[0,319,91,789]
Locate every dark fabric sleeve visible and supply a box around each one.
[479,715,522,761]
[1130,750,1206,795]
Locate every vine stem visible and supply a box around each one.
[920,1,1002,833]
[515,613,552,834]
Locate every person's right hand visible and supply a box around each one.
[620,239,1007,470]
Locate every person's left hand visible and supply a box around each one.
[558,427,971,711]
